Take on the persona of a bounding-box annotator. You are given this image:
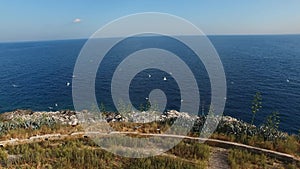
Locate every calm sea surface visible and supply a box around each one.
[0,35,299,133]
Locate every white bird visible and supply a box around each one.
[148,74,152,78]
[66,82,70,86]
[163,77,167,81]
[286,79,290,83]
[181,99,184,102]
[55,103,58,107]
[145,97,149,100]
[48,107,53,110]
[12,84,18,88]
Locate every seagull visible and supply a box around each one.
[48,107,53,110]
[55,103,58,107]
[163,77,167,81]
[66,82,71,86]
[286,79,290,83]
[12,84,18,88]
[148,74,152,78]
[145,97,149,100]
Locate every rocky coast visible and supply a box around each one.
[0,109,288,141]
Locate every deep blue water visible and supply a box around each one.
[0,35,299,133]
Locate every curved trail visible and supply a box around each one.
[208,148,230,169]
[1,131,299,164]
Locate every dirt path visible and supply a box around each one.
[208,147,230,169]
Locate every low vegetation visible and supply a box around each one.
[228,149,299,169]
[0,123,83,140]
[211,132,300,157]
[0,138,209,169]
[211,92,300,157]
[0,92,299,168]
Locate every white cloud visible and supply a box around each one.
[73,18,82,23]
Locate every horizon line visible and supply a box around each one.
[1,33,300,44]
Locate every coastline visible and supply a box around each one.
[0,109,289,140]
[0,109,299,168]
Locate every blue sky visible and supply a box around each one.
[1,0,300,42]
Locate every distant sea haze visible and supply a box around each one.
[0,35,299,134]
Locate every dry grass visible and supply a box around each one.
[0,124,83,140]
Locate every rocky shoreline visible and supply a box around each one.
[0,109,288,140]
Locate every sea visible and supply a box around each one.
[0,35,299,134]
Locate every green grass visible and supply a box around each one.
[0,138,209,169]
[228,149,284,169]
[211,132,300,157]
[228,149,300,169]
[228,149,268,169]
